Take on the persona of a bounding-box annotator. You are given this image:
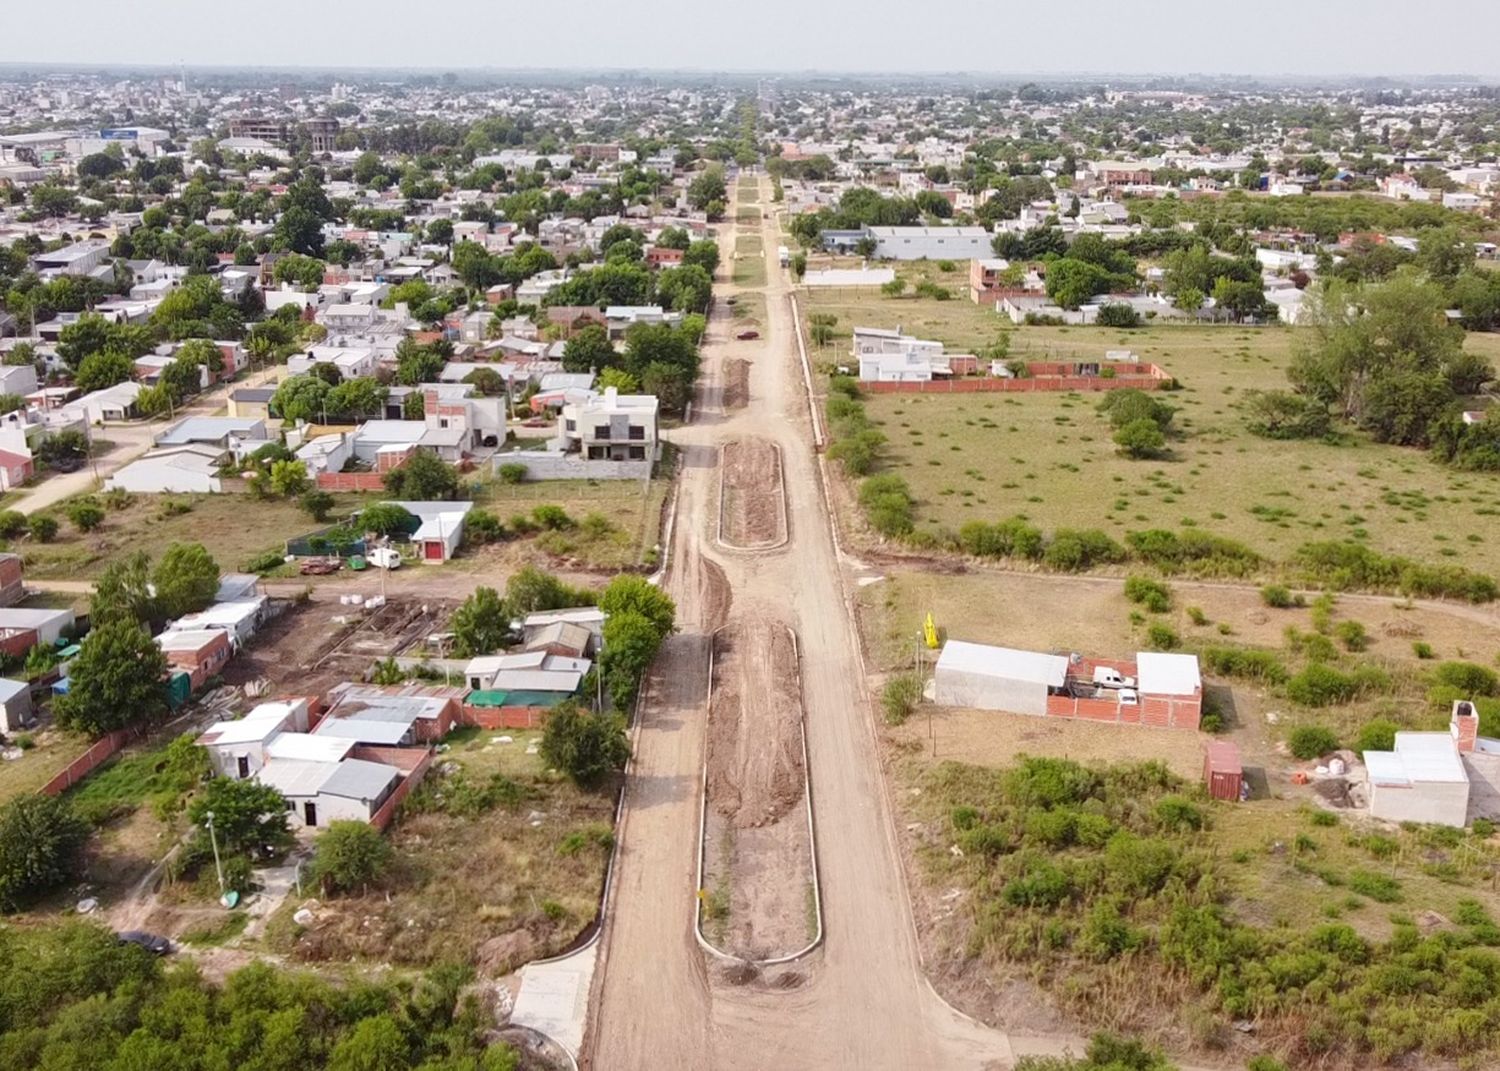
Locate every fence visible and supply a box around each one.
[316,472,389,492]
[364,746,434,832]
[38,726,142,797]
[459,702,551,730]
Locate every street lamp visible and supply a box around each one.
[203,810,226,899]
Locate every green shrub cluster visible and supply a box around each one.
[859,475,916,538]
[1123,576,1172,613]
[1293,541,1499,603]
[930,755,1500,1065]
[1200,646,1289,684]
[1125,528,1261,577]
[1285,663,1390,707]
[826,379,885,477]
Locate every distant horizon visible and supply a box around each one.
[0,61,1491,88]
[4,0,1499,80]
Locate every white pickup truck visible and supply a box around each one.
[1092,666,1137,690]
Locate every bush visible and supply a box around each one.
[958,517,1044,560]
[1260,584,1302,608]
[1355,718,1399,753]
[882,673,923,724]
[1154,795,1205,831]
[0,510,24,538]
[1348,870,1403,903]
[65,498,105,533]
[859,474,915,538]
[1201,646,1288,683]
[1412,641,1435,659]
[1186,606,1208,626]
[1123,575,1172,613]
[531,504,575,530]
[1334,620,1368,652]
[1287,664,1372,707]
[1126,528,1259,577]
[1096,302,1142,328]
[1044,528,1125,571]
[0,795,90,910]
[463,508,505,546]
[1144,623,1178,650]
[1114,418,1166,459]
[539,702,630,789]
[243,548,286,574]
[299,489,335,522]
[1288,724,1340,759]
[311,820,393,895]
[1432,661,1499,697]
[497,462,527,484]
[1293,540,1498,602]
[27,515,58,542]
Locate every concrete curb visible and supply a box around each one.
[787,290,825,449]
[694,624,824,967]
[714,440,790,553]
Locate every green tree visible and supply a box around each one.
[357,502,415,536]
[74,351,136,393]
[450,585,508,658]
[599,574,675,637]
[1045,258,1112,310]
[325,377,388,420]
[301,489,336,521]
[600,611,665,709]
[53,621,170,736]
[1114,418,1167,459]
[91,550,159,628]
[682,239,721,276]
[65,498,106,533]
[326,1013,409,1071]
[686,168,727,211]
[267,459,310,498]
[311,820,393,895]
[540,702,630,789]
[187,777,290,855]
[393,339,445,386]
[153,542,220,619]
[562,324,617,374]
[382,450,459,500]
[272,375,333,423]
[0,796,89,911]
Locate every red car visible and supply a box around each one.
[735,329,760,340]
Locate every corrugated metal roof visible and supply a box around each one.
[466,690,572,708]
[319,758,398,802]
[313,718,410,744]
[1136,652,1202,697]
[257,759,339,797]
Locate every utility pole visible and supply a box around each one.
[204,810,226,899]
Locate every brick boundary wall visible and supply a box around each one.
[365,746,434,832]
[38,727,142,796]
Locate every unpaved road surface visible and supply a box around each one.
[585,176,1011,1068]
[719,438,786,549]
[703,620,812,959]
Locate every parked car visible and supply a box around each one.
[736,329,760,340]
[1092,666,1136,689]
[118,931,172,955]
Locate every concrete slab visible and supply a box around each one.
[511,942,596,1058]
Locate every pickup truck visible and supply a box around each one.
[1092,666,1137,689]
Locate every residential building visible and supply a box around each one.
[559,387,658,463]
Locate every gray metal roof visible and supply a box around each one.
[318,758,399,802]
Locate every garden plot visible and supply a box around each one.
[702,620,815,960]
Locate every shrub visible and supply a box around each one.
[958,517,1044,560]
[463,508,505,546]
[1202,646,1288,683]
[1002,858,1073,908]
[0,510,24,538]
[1095,302,1142,328]
[1123,575,1172,613]
[65,498,105,533]
[311,820,393,895]
[1334,620,1368,652]
[27,515,58,542]
[1186,606,1208,626]
[497,462,527,484]
[881,673,923,724]
[1114,418,1166,459]
[1260,584,1302,609]
[1355,718,1399,753]
[859,475,915,538]
[531,504,575,530]
[1044,528,1125,572]
[1348,870,1403,903]
[1288,724,1340,759]
[1154,795,1205,831]
[1412,641,1435,659]
[1144,623,1178,650]
[243,548,286,574]
[1293,540,1498,602]
[1126,528,1260,577]
[1432,661,1499,697]
[1287,665,1364,707]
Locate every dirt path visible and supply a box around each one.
[586,174,1012,1068]
[718,438,786,549]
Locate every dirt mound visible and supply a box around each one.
[476,929,545,976]
[707,622,805,827]
[699,557,733,633]
[719,438,786,549]
[722,359,750,410]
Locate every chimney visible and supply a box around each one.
[1452,699,1480,753]
[603,385,618,406]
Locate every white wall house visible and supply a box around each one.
[933,641,1069,715]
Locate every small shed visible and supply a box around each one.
[1203,740,1242,802]
[0,677,33,734]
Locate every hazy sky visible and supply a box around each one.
[6,0,1500,78]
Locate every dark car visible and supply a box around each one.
[118,930,173,955]
[735,329,760,340]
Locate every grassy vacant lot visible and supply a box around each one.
[803,269,1500,574]
[729,292,767,328]
[472,470,671,571]
[733,233,767,288]
[0,726,92,804]
[269,726,614,971]
[20,491,376,580]
[898,750,1500,1066]
[736,206,760,224]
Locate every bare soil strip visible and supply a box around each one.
[718,438,787,550]
[722,358,750,410]
[702,620,815,961]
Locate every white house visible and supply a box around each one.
[104,444,225,494]
[1366,731,1471,828]
[933,641,1069,715]
[559,387,658,463]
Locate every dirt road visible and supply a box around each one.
[586,177,1011,1067]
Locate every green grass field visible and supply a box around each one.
[732,234,767,288]
[801,272,1500,576]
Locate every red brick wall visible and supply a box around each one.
[366,747,433,832]
[862,374,1167,395]
[316,471,391,492]
[0,628,38,659]
[459,703,550,730]
[38,726,142,797]
[163,632,233,690]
